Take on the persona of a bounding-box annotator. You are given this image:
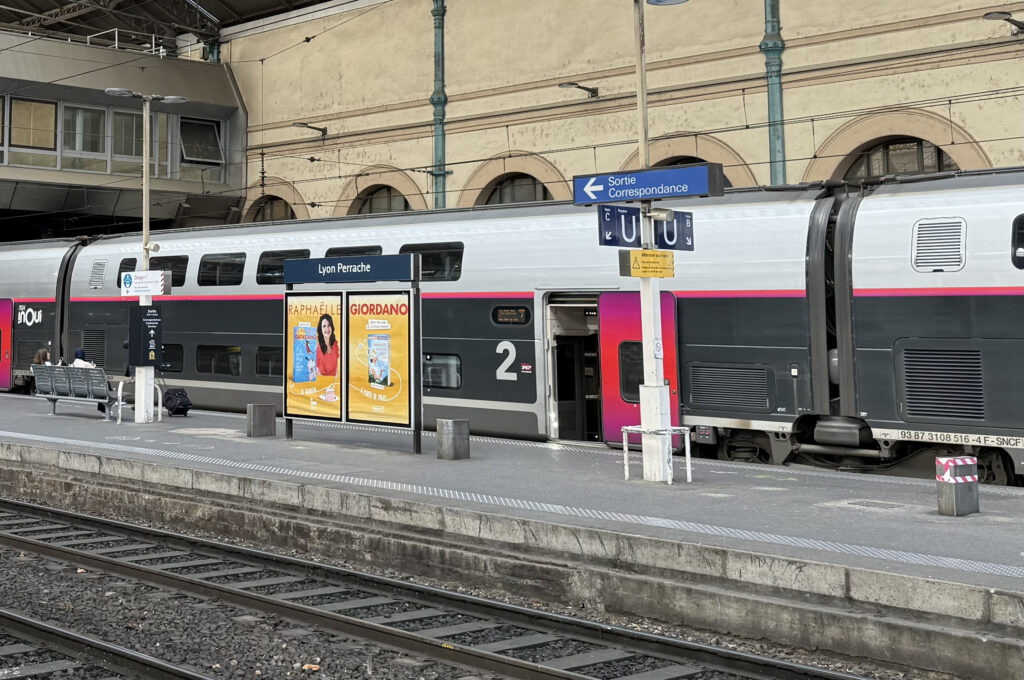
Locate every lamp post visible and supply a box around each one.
[104,88,187,424]
[635,0,687,482]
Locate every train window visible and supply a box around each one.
[257,249,309,285]
[117,259,136,287]
[619,342,643,403]
[399,242,463,281]
[149,256,188,287]
[198,252,246,286]
[911,218,965,273]
[197,345,242,376]
[325,245,382,258]
[160,344,183,373]
[1013,215,1024,270]
[257,346,283,378]
[423,353,461,389]
[492,306,530,325]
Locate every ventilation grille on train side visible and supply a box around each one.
[903,349,984,420]
[88,260,107,289]
[82,329,106,368]
[911,218,965,272]
[689,365,770,411]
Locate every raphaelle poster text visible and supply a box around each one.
[285,293,343,420]
[346,292,411,426]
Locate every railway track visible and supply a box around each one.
[0,606,211,679]
[0,498,873,680]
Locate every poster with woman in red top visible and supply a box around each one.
[316,313,340,377]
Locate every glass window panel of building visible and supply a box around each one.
[844,138,959,181]
[355,185,411,214]
[11,99,56,149]
[251,196,296,222]
[484,173,552,205]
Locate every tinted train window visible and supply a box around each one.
[257,346,283,378]
[1013,215,1024,270]
[492,306,530,325]
[257,249,309,285]
[198,252,246,286]
[423,353,461,389]
[400,242,463,281]
[160,344,183,372]
[619,341,643,404]
[149,256,188,287]
[326,245,382,258]
[197,345,242,376]
[117,258,136,287]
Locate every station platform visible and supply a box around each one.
[0,392,1021,679]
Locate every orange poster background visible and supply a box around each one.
[285,293,343,420]
[346,292,410,426]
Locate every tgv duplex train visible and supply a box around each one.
[3,168,1024,485]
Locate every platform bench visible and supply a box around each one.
[30,365,121,422]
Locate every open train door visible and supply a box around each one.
[0,299,11,391]
[598,291,680,448]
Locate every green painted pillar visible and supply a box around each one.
[430,0,448,209]
[759,0,786,185]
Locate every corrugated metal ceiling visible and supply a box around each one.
[0,0,326,47]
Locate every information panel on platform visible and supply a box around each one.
[598,205,693,251]
[284,254,413,284]
[573,163,724,206]
[285,293,344,421]
[346,292,412,427]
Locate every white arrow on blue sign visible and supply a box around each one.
[574,163,724,205]
[598,205,693,251]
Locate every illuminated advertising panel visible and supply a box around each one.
[346,291,411,426]
[285,293,343,420]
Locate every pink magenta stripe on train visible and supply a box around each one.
[70,292,537,303]
[854,287,1024,297]
[672,289,805,298]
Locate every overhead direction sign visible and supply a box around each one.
[618,249,675,278]
[285,255,414,285]
[598,205,694,251]
[574,163,724,206]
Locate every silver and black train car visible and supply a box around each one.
[2,168,1023,484]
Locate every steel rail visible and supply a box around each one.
[0,498,875,680]
[0,606,214,680]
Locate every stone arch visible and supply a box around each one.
[243,177,309,222]
[802,110,992,182]
[620,134,756,188]
[456,152,571,208]
[334,165,428,217]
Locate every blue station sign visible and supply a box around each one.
[598,205,694,251]
[574,163,724,206]
[284,254,415,284]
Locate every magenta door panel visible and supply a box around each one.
[0,299,11,391]
[598,292,679,447]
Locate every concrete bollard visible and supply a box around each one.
[246,404,277,437]
[936,456,980,517]
[436,419,470,460]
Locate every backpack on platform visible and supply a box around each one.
[163,388,192,416]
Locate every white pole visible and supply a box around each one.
[135,95,155,424]
[634,0,672,482]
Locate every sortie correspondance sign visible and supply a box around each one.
[572,163,724,205]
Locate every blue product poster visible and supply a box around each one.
[367,334,390,388]
[293,323,317,382]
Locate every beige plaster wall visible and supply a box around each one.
[225,0,1024,218]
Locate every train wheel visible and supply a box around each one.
[978,449,1015,486]
[717,433,770,464]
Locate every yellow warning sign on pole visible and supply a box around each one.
[618,249,674,278]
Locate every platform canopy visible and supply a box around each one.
[0,0,324,48]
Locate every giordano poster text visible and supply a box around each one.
[286,294,343,419]
[347,292,411,426]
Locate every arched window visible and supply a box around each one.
[484,173,553,205]
[844,138,959,181]
[354,185,411,214]
[250,196,296,222]
[654,156,733,188]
